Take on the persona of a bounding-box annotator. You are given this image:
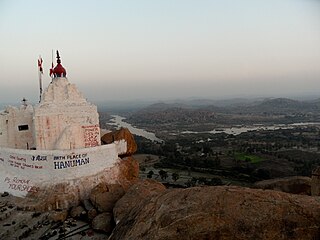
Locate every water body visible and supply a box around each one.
[109,115,320,140]
[108,115,163,143]
[181,122,320,136]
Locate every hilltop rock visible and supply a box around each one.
[70,205,86,218]
[113,179,166,224]
[117,156,139,190]
[92,212,113,233]
[254,176,311,195]
[109,186,320,240]
[101,127,137,156]
[48,210,68,222]
[88,208,98,220]
[311,166,320,196]
[90,183,125,213]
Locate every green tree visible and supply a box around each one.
[198,177,207,185]
[172,172,180,182]
[186,177,197,187]
[140,166,146,172]
[145,155,152,164]
[159,170,168,180]
[214,155,221,167]
[208,177,223,186]
[147,170,154,179]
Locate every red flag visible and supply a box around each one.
[49,62,54,77]
[38,57,43,74]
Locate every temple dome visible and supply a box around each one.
[53,63,66,77]
[53,50,67,77]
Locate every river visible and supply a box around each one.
[108,115,163,142]
[182,122,320,135]
[108,115,320,140]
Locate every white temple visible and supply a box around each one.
[0,51,127,199]
[0,52,100,150]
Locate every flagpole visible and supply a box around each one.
[51,49,53,80]
[39,69,42,103]
[38,55,43,103]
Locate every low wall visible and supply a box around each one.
[0,140,127,197]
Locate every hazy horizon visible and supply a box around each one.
[0,0,319,103]
[1,94,319,111]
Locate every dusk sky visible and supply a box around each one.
[0,0,319,104]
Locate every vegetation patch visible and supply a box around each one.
[235,152,263,163]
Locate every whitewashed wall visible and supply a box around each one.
[0,105,34,149]
[0,141,127,197]
[33,77,101,150]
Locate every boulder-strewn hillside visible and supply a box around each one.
[128,103,216,124]
[110,181,320,240]
[234,98,319,114]
[127,98,320,126]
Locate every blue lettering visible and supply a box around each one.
[54,158,90,170]
[54,161,60,169]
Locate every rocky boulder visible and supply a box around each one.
[109,186,320,240]
[70,205,86,218]
[113,179,166,224]
[311,166,320,196]
[48,210,68,222]
[101,127,137,156]
[88,208,98,220]
[254,176,311,195]
[92,212,113,234]
[117,156,139,190]
[90,183,125,213]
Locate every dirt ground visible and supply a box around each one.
[0,194,108,240]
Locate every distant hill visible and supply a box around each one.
[233,98,319,114]
[170,98,265,108]
[193,97,320,114]
[191,98,264,107]
[256,98,304,108]
[306,98,320,107]
[139,102,193,112]
[127,97,320,125]
[128,103,215,124]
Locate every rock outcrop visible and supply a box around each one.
[113,179,166,224]
[70,205,86,218]
[101,127,137,156]
[311,166,320,196]
[48,210,68,222]
[116,156,139,190]
[254,176,311,195]
[110,185,320,240]
[92,212,113,234]
[90,183,125,212]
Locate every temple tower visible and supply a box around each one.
[33,51,101,150]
